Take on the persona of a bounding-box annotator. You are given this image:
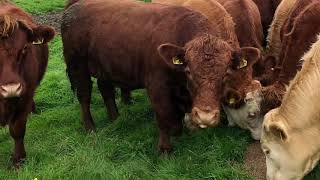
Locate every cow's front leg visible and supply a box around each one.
[9,100,32,167]
[147,83,183,153]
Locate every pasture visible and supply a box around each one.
[0,0,319,179]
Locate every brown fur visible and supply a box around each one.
[252,0,282,43]
[262,0,320,113]
[266,0,297,58]
[62,0,249,152]
[0,2,55,166]
[153,0,239,50]
[216,0,264,50]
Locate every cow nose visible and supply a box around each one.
[0,83,22,98]
[191,107,220,128]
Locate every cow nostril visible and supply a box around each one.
[204,106,212,112]
[0,83,23,97]
[248,112,256,118]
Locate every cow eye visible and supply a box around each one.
[18,45,28,62]
[185,67,191,75]
[21,45,28,55]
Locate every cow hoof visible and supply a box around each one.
[109,113,119,121]
[84,125,96,133]
[158,143,172,153]
[10,155,26,169]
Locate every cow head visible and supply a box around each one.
[221,47,264,139]
[256,55,281,86]
[158,34,232,128]
[261,108,319,180]
[0,15,55,99]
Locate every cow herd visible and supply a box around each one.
[0,0,319,179]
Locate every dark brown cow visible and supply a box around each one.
[216,0,264,50]
[262,0,320,112]
[0,1,55,166]
[252,0,282,41]
[62,0,257,152]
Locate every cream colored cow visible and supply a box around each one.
[261,35,320,180]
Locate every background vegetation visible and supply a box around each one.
[0,0,319,179]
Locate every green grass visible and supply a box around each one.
[12,0,66,14]
[2,0,320,180]
[0,36,254,179]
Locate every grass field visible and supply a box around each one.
[0,0,319,179]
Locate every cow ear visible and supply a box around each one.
[265,120,289,142]
[264,55,278,70]
[158,43,186,70]
[30,25,55,45]
[240,47,261,68]
[223,88,242,108]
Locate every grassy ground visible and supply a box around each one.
[0,36,254,180]
[1,0,319,180]
[12,0,65,14]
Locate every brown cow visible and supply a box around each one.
[216,0,264,50]
[262,0,320,112]
[0,1,55,166]
[252,0,282,41]
[151,0,242,130]
[222,0,320,141]
[62,0,258,152]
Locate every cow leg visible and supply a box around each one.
[120,88,132,105]
[9,100,32,167]
[97,79,119,120]
[147,83,183,153]
[76,75,95,132]
[31,99,36,113]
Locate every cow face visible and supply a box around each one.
[221,47,264,139]
[257,55,281,86]
[158,35,232,128]
[0,16,54,99]
[261,109,319,180]
[223,88,263,140]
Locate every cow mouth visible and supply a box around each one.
[184,108,220,130]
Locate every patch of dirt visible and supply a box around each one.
[32,11,63,34]
[244,142,267,180]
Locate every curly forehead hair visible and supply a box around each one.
[0,14,31,38]
[186,34,231,53]
[0,14,17,37]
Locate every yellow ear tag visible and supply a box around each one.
[229,98,236,105]
[238,58,248,69]
[172,57,183,65]
[32,38,44,45]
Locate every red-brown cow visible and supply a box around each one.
[0,1,55,166]
[62,0,258,152]
[216,0,264,50]
[252,0,282,41]
[222,0,320,141]
[262,0,320,112]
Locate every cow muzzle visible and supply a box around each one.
[190,107,220,128]
[0,83,23,98]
